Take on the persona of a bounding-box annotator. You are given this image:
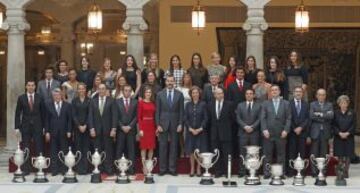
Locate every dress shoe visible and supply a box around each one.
[158,171,166,176]
[189,173,195,177]
[169,171,178,176]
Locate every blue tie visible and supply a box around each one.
[274,99,279,114]
[296,100,301,115]
[167,90,173,107]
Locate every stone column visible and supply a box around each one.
[240,0,271,69]
[58,23,75,67]
[0,0,33,151]
[118,0,150,69]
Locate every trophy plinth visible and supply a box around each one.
[90,173,102,183]
[88,149,106,183]
[144,176,155,184]
[194,149,219,186]
[142,158,157,184]
[240,146,264,185]
[311,155,329,186]
[12,173,26,183]
[58,147,82,184]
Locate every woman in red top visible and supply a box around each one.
[137,86,156,173]
[224,56,238,89]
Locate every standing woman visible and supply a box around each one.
[165,55,186,88]
[62,69,79,103]
[112,75,134,99]
[142,53,165,88]
[55,60,69,84]
[207,52,226,83]
[72,83,91,175]
[117,55,142,97]
[89,74,102,98]
[184,86,208,177]
[252,70,272,103]
[224,56,238,89]
[187,53,208,89]
[333,95,356,178]
[244,56,259,85]
[284,50,308,100]
[265,56,286,96]
[97,57,117,90]
[137,87,157,174]
[77,57,96,91]
[139,71,162,99]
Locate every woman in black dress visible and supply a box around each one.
[117,55,142,97]
[139,71,162,99]
[55,60,69,84]
[141,53,165,88]
[333,95,356,178]
[77,57,96,91]
[265,56,286,96]
[184,86,208,177]
[187,53,208,89]
[72,83,91,174]
[244,55,259,85]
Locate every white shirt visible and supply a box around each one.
[98,96,106,106]
[123,97,130,106]
[247,100,253,109]
[54,101,62,114]
[216,99,223,118]
[27,92,35,102]
[46,79,53,87]
[236,79,244,87]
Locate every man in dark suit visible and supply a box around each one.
[202,74,222,104]
[226,66,251,106]
[36,67,61,102]
[115,85,138,175]
[235,88,262,177]
[44,88,72,176]
[88,83,117,175]
[287,86,309,176]
[15,80,45,175]
[208,87,234,177]
[309,88,334,176]
[261,85,291,179]
[155,75,184,176]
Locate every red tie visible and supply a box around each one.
[125,99,129,113]
[238,80,243,91]
[29,95,34,111]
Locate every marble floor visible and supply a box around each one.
[0,166,360,193]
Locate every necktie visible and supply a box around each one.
[125,99,129,112]
[238,80,243,91]
[167,90,173,107]
[47,81,51,95]
[29,95,34,111]
[296,100,301,115]
[217,101,221,119]
[274,99,279,115]
[99,97,104,116]
[247,102,251,113]
[56,102,61,116]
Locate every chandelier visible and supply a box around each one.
[295,0,309,33]
[87,0,102,33]
[192,0,206,35]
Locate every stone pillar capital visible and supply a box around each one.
[118,0,150,33]
[0,7,31,34]
[240,0,271,8]
[240,0,270,34]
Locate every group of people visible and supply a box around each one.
[14,50,356,180]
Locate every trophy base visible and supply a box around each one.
[222,181,237,187]
[116,176,130,184]
[90,173,102,183]
[62,177,78,183]
[12,173,25,183]
[200,178,214,185]
[293,177,305,186]
[335,179,347,186]
[244,176,261,185]
[144,176,155,184]
[33,177,49,183]
[270,179,285,186]
[315,178,327,186]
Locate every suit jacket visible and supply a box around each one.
[226,80,252,105]
[116,98,138,135]
[202,84,223,104]
[36,79,61,102]
[261,98,291,139]
[88,96,117,135]
[290,99,310,137]
[309,101,334,140]
[15,93,45,133]
[155,89,184,131]
[208,100,234,141]
[235,101,262,136]
[44,101,72,135]
[184,101,208,130]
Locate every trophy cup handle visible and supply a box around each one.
[114,160,119,168]
[101,152,106,163]
[87,151,92,163]
[194,149,204,168]
[260,155,265,166]
[304,159,309,169]
[45,158,51,168]
[325,154,330,165]
[75,151,82,165]
[24,148,30,162]
[289,160,294,169]
[31,157,36,166]
[211,149,220,167]
[310,154,316,166]
[58,151,65,165]
[152,158,157,168]
[128,160,133,168]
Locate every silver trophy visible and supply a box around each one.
[32,153,50,183]
[114,154,133,184]
[58,147,82,183]
[240,146,265,185]
[310,154,330,186]
[266,163,284,185]
[12,143,29,183]
[194,148,219,185]
[142,157,157,184]
[87,148,106,183]
[289,153,309,186]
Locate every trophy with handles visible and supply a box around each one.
[142,157,157,184]
[114,154,132,184]
[32,153,50,183]
[194,149,219,185]
[87,149,106,183]
[310,154,330,186]
[240,146,265,185]
[12,143,29,183]
[58,147,82,183]
[289,153,309,186]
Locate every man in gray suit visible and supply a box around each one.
[155,75,184,176]
[261,85,291,179]
[235,88,262,177]
[36,66,61,102]
[309,88,334,176]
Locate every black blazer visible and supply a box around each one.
[290,99,310,137]
[72,97,90,129]
[202,84,223,104]
[332,109,356,135]
[15,93,45,133]
[208,100,234,141]
[44,101,72,135]
[88,96,117,135]
[116,98,138,135]
[184,101,208,130]
[226,80,251,106]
